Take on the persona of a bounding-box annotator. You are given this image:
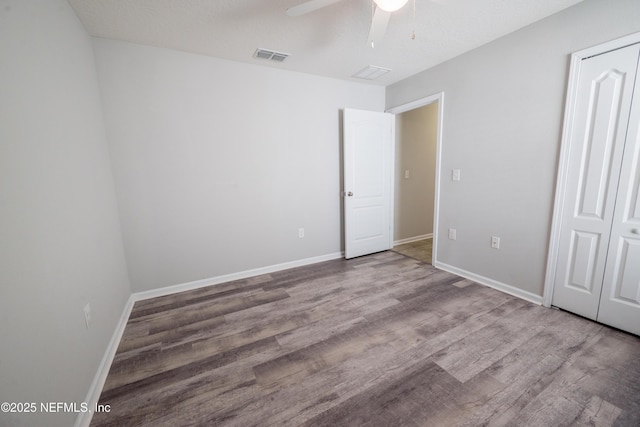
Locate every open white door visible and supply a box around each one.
[343,108,394,259]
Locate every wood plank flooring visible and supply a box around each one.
[91,251,640,426]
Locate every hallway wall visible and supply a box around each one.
[394,103,438,242]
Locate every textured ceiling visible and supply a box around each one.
[68,0,584,86]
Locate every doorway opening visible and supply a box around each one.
[387,93,444,265]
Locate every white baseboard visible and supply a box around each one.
[434,261,542,305]
[74,294,135,427]
[393,234,433,246]
[132,251,345,302]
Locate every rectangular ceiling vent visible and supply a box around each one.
[352,65,391,80]
[254,48,290,63]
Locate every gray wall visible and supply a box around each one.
[394,103,438,242]
[0,1,131,426]
[92,39,385,292]
[386,0,640,297]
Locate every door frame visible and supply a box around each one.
[543,32,640,308]
[387,92,445,264]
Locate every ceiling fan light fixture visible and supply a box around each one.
[373,0,409,12]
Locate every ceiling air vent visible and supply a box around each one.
[352,65,391,80]
[254,48,290,62]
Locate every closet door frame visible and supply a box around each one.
[543,32,640,308]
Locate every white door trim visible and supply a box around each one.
[387,92,445,265]
[543,32,640,308]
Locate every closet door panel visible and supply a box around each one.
[552,44,640,320]
[598,59,640,335]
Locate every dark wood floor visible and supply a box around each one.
[91,251,640,426]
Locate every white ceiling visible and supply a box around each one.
[68,0,584,86]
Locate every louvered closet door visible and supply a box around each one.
[552,43,640,322]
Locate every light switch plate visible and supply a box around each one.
[448,228,457,240]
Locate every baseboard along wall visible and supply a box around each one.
[434,260,543,306]
[75,295,135,427]
[133,252,344,301]
[393,234,433,246]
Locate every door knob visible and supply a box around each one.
[632,228,639,235]
[347,191,353,197]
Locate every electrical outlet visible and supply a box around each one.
[448,228,457,240]
[83,303,91,329]
[298,228,304,238]
[452,169,461,181]
[491,236,501,249]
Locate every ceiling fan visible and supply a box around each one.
[286,0,412,47]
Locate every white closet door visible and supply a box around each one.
[552,44,640,320]
[597,56,640,335]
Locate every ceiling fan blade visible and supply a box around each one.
[286,0,344,17]
[367,7,391,47]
